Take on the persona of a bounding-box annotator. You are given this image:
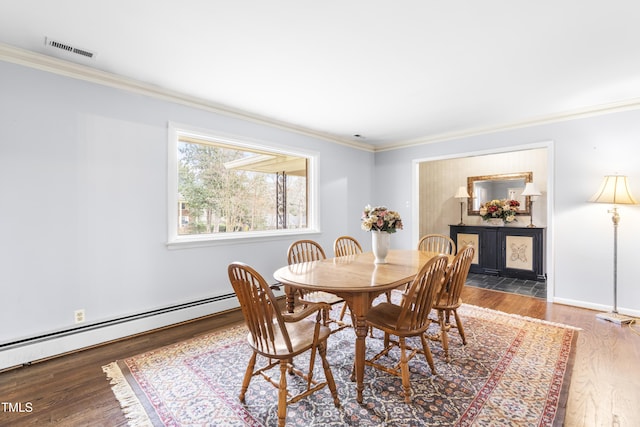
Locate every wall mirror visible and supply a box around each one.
[467,172,532,216]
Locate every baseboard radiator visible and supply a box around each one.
[0,293,238,372]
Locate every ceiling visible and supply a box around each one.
[2,1,640,150]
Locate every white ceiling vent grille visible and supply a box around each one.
[44,37,96,60]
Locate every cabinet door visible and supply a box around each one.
[480,228,500,275]
[504,235,534,271]
[455,232,480,269]
[450,226,498,275]
[499,228,544,280]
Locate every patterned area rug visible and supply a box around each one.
[103,301,578,426]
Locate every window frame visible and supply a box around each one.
[167,123,320,248]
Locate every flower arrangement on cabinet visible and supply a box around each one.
[361,205,403,233]
[479,199,520,223]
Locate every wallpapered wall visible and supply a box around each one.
[418,148,548,238]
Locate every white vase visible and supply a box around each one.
[371,230,390,264]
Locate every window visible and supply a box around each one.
[168,124,318,246]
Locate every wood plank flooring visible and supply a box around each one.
[1,287,639,426]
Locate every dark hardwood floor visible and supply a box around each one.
[1,287,639,426]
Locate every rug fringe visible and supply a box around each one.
[102,362,154,427]
[462,303,582,331]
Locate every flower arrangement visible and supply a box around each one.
[479,199,520,223]
[361,205,403,233]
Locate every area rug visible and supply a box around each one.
[103,301,578,426]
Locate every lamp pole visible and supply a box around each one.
[521,182,542,228]
[454,186,470,226]
[610,206,619,314]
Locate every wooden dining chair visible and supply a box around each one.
[417,233,456,255]
[365,254,449,403]
[430,244,475,361]
[228,262,340,427]
[287,240,349,331]
[391,233,454,303]
[333,235,363,257]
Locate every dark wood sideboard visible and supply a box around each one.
[449,225,545,281]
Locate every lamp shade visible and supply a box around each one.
[589,175,638,205]
[454,186,470,199]
[521,182,541,197]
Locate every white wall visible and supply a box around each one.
[375,114,640,316]
[0,60,374,367]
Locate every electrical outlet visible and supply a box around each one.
[74,309,85,324]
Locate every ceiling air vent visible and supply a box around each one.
[44,37,96,60]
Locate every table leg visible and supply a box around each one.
[285,285,295,313]
[347,294,369,404]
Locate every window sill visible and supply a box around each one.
[166,228,322,250]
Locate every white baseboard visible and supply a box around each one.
[552,297,640,319]
[0,298,239,371]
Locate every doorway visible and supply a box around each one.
[413,144,552,300]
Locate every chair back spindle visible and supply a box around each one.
[287,240,326,264]
[417,234,456,255]
[333,236,363,257]
[438,244,475,306]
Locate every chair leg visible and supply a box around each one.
[278,360,288,427]
[239,351,257,402]
[419,334,436,375]
[338,302,348,321]
[438,309,450,362]
[319,342,341,407]
[399,337,412,403]
[307,341,317,389]
[321,306,331,326]
[453,309,466,345]
[383,332,390,348]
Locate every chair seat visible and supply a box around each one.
[367,302,414,334]
[248,319,332,358]
[300,290,343,306]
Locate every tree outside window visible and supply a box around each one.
[176,136,309,237]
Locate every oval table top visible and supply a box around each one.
[273,249,446,293]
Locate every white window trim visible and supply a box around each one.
[167,122,320,248]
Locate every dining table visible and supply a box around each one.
[272,248,450,403]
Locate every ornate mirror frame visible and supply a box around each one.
[467,172,533,216]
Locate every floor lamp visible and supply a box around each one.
[521,182,541,228]
[589,175,637,324]
[455,186,470,225]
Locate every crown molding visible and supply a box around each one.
[0,42,374,153]
[4,42,638,154]
[375,97,640,152]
